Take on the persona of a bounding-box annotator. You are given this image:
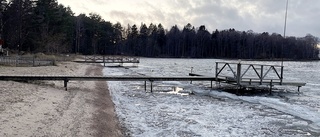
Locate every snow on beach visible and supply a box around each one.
[104,58,320,136]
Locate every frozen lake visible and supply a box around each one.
[103,58,320,136]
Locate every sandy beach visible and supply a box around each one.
[0,61,123,136]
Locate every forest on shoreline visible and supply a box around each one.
[0,0,319,60]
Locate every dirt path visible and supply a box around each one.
[0,62,124,137]
[85,64,124,137]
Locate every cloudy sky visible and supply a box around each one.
[57,0,319,38]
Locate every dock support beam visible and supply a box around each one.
[280,66,284,85]
[260,65,264,85]
[215,62,218,85]
[150,81,153,93]
[64,79,69,91]
[103,56,106,67]
[269,80,273,94]
[144,81,147,91]
[236,63,241,86]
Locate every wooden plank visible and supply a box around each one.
[0,75,217,81]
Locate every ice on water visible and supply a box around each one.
[104,58,320,136]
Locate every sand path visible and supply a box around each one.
[0,62,123,136]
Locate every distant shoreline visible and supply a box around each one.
[138,56,320,62]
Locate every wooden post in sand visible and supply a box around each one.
[64,79,69,91]
[144,81,147,91]
[150,81,153,93]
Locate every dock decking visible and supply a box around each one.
[0,75,217,91]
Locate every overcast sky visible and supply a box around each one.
[57,0,319,38]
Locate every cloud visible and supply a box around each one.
[57,0,320,38]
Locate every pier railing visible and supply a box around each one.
[0,56,54,67]
[84,55,139,63]
[81,55,140,66]
[215,62,284,86]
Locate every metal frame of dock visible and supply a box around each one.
[191,62,306,92]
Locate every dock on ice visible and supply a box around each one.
[190,62,306,92]
[0,62,305,92]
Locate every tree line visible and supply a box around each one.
[0,0,319,60]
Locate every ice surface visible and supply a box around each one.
[104,58,320,136]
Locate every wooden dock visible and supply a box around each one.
[75,55,140,66]
[0,75,217,91]
[0,62,306,93]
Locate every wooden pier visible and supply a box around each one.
[0,62,306,93]
[0,75,217,91]
[75,55,140,66]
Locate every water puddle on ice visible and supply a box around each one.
[167,87,191,96]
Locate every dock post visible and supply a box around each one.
[150,81,153,93]
[269,80,273,94]
[190,67,193,84]
[211,81,213,89]
[260,65,264,85]
[64,79,69,91]
[144,81,147,91]
[215,62,219,84]
[236,63,241,86]
[280,66,284,85]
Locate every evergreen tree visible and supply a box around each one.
[31,0,73,53]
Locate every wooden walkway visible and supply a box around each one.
[75,55,140,66]
[0,62,306,92]
[0,75,217,91]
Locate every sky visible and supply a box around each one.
[56,0,320,38]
